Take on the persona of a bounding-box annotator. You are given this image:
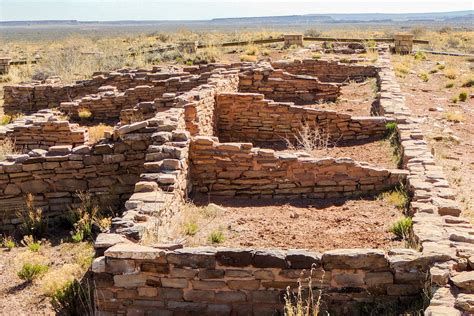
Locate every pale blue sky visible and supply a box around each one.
[1,0,473,21]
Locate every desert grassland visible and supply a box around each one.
[0,27,472,85]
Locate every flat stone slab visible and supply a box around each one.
[105,243,164,260]
[451,271,474,291]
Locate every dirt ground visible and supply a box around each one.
[392,54,474,222]
[311,78,377,116]
[257,137,397,170]
[0,234,94,316]
[177,196,404,252]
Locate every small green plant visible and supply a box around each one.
[184,221,198,236]
[2,236,16,250]
[445,81,455,88]
[418,72,429,82]
[0,115,13,125]
[339,58,350,63]
[17,194,48,239]
[437,64,446,70]
[458,91,468,102]
[67,191,109,242]
[451,96,459,104]
[71,230,85,243]
[385,122,397,139]
[22,235,41,252]
[429,68,438,74]
[311,53,321,60]
[389,217,413,240]
[78,108,92,120]
[17,262,49,281]
[413,51,426,60]
[208,230,225,244]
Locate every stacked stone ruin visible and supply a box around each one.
[1,46,472,315]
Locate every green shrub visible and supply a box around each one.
[22,235,41,252]
[17,194,48,239]
[413,51,426,60]
[184,221,198,236]
[385,122,397,138]
[2,236,15,250]
[418,72,429,82]
[17,263,49,281]
[0,115,13,125]
[67,192,108,242]
[459,91,468,102]
[437,64,446,70]
[339,58,350,63]
[429,69,438,74]
[312,53,321,60]
[451,96,459,104]
[208,230,225,244]
[389,217,413,240]
[78,109,92,120]
[445,81,455,88]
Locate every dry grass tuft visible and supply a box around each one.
[443,112,465,123]
[88,124,113,144]
[0,138,19,161]
[443,68,459,80]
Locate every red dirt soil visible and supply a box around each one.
[187,197,404,252]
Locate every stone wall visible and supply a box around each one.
[0,109,88,150]
[0,57,11,75]
[216,93,391,143]
[0,116,169,232]
[190,136,406,198]
[375,50,474,315]
[3,68,187,114]
[238,66,340,103]
[271,59,378,82]
[119,71,239,132]
[92,245,430,315]
[60,74,210,120]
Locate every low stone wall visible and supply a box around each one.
[190,136,406,198]
[121,72,239,135]
[271,59,378,82]
[216,93,391,143]
[0,109,88,150]
[238,65,340,103]
[3,68,187,114]
[375,50,474,315]
[92,245,431,315]
[60,74,209,120]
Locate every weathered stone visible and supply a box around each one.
[455,294,474,313]
[451,271,474,291]
[253,250,287,268]
[216,248,253,267]
[286,249,321,269]
[322,249,387,270]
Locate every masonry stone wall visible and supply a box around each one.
[3,68,187,114]
[0,109,88,150]
[216,93,391,143]
[119,71,239,133]
[0,111,187,232]
[190,136,406,198]
[374,50,474,315]
[271,59,378,82]
[92,245,430,315]
[59,74,211,120]
[238,66,340,103]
